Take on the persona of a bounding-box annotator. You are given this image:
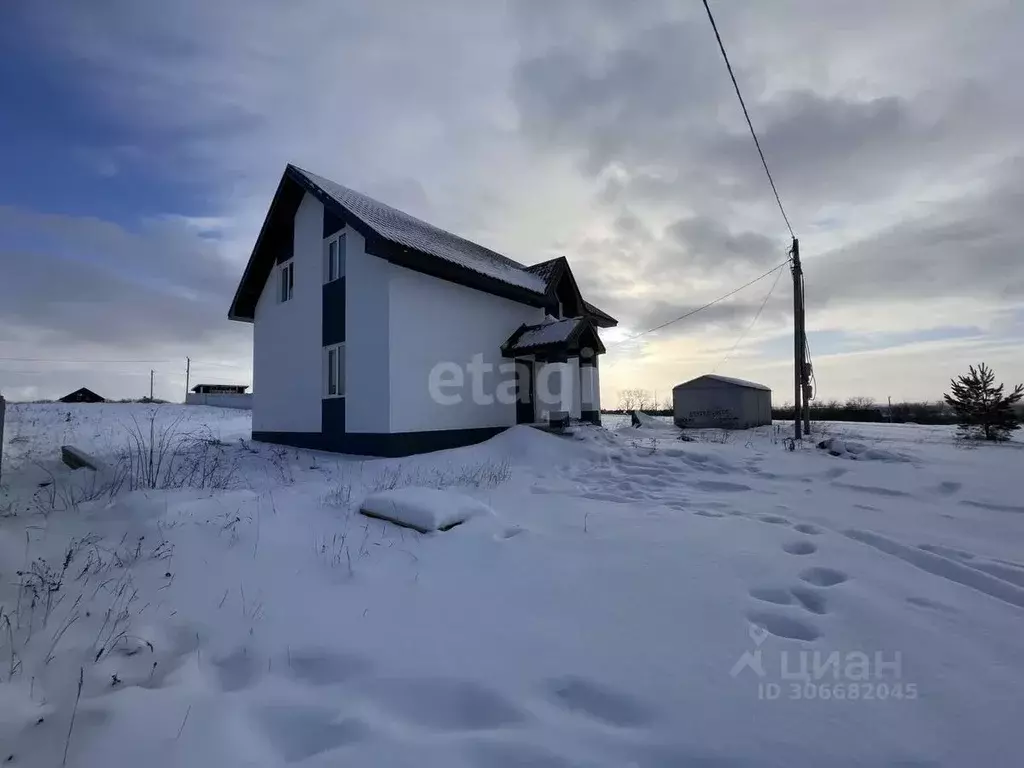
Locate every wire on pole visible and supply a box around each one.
[607,259,790,350]
[701,0,795,239]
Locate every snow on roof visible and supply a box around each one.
[523,258,562,287]
[674,374,771,391]
[512,318,581,349]
[292,166,548,294]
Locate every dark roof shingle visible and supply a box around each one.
[293,166,548,294]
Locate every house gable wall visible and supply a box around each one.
[252,192,324,432]
[387,265,545,433]
[343,226,391,434]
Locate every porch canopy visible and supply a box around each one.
[501,317,606,363]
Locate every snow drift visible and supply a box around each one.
[360,487,494,532]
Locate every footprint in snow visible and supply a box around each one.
[790,586,829,615]
[782,539,817,555]
[793,523,823,535]
[749,586,829,615]
[746,611,820,642]
[284,648,373,686]
[917,543,974,560]
[544,676,653,728]
[906,596,958,613]
[799,566,849,587]
[693,479,751,493]
[757,515,790,525]
[212,646,261,692]
[748,587,793,606]
[362,678,524,731]
[256,704,370,762]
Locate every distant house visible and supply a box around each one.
[186,383,252,410]
[673,375,772,429]
[228,164,617,456]
[59,387,105,404]
[192,384,248,395]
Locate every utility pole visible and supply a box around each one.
[791,238,803,440]
[150,369,155,401]
[185,357,191,400]
[792,238,812,437]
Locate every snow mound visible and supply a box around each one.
[817,437,908,462]
[360,487,495,532]
[476,425,608,466]
[634,412,678,431]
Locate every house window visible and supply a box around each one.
[325,343,345,397]
[279,261,294,302]
[325,233,346,283]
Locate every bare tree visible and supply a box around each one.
[618,389,653,412]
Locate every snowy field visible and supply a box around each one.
[1,403,1023,766]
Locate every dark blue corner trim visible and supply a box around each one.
[581,410,601,425]
[322,277,346,346]
[322,396,346,436]
[323,208,345,238]
[252,425,508,458]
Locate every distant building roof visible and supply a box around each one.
[673,374,770,391]
[59,387,106,403]
[191,383,249,393]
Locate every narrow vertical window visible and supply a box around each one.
[280,261,294,302]
[337,343,345,396]
[327,240,338,282]
[324,233,347,283]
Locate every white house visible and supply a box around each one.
[228,164,617,456]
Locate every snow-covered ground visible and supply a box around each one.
[1,403,1023,766]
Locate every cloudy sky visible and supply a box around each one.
[1,0,1021,406]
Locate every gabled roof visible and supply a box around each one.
[674,374,770,391]
[523,258,563,285]
[294,166,548,294]
[502,316,606,357]
[513,318,581,349]
[582,300,617,327]
[229,165,614,323]
[523,256,618,328]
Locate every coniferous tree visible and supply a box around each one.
[943,363,1023,441]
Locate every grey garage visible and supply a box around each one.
[672,374,772,429]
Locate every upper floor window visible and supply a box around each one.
[279,260,294,302]
[325,233,346,283]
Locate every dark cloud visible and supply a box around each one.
[510,0,1024,343]
[665,217,778,271]
[808,160,1024,308]
[0,207,250,376]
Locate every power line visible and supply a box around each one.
[0,357,178,364]
[713,264,783,372]
[701,0,795,239]
[608,259,790,350]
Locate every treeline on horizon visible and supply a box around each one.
[605,397,1024,425]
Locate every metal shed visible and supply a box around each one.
[672,374,772,429]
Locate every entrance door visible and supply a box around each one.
[515,360,534,424]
